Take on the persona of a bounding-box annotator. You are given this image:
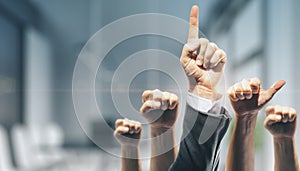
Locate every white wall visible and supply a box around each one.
[24,27,53,125]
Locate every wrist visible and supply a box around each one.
[151,126,174,137]
[150,127,176,154]
[189,85,221,101]
[236,112,258,119]
[235,114,258,134]
[273,136,294,142]
[121,144,139,150]
[121,145,139,159]
[121,144,139,149]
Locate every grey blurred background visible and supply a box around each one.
[0,0,299,170]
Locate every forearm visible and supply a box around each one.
[273,137,299,171]
[150,127,177,171]
[121,146,141,171]
[226,114,257,171]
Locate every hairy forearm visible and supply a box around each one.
[226,114,257,171]
[273,137,299,171]
[121,146,141,171]
[150,127,177,171]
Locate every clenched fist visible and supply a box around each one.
[114,118,142,147]
[180,6,226,100]
[228,77,285,116]
[140,89,178,129]
[264,105,297,138]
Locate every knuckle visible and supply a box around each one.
[228,91,234,97]
[153,89,160,92]
[217,49,226,55]
[174,95,179,102]
[253,77,261,84]
[142,90,151,98]
[265,106,274,113]
[199,38,209,44]
[115,119,122,123]
[210,42,218,50]
[242,78,249,83]
[291,108,297,115]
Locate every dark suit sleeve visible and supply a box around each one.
[169,103,231,171]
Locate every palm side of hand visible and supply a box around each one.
[181,6,226,93]
[184,59,224,90]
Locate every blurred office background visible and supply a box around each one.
[0,0,299,170]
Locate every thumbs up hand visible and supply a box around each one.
[228,77,286,116]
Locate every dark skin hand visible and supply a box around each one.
[229,78,286,115]
[264,105,297,138]
[264,105,299,171]
[226,78,285,171]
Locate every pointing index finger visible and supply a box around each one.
[188,5,199,43]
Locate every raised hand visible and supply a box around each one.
[264,105,297,138]
[228,77,286,116]
[140,89,178,129]
[114,118,142,147]
[226,78,285,171]
[265,106,299,171]
[180,5,227,100]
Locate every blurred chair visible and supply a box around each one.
[30,123,65,169]
[0,125,15,171]
[30,123,64,147]
[12,123,104,171]
[12,124,38,170]
[12,123,65,170]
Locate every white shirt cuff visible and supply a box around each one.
[187,92,222,113]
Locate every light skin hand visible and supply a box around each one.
[140,89,178,171]
[180,5,227,100]
[114,118,142,147]
[114,119,142,171]
[228,77,286,116]
[140,89,178,129]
